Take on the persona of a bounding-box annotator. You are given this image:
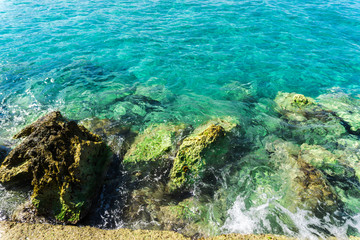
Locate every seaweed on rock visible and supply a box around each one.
[0,111,112,224]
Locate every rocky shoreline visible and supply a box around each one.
[1,89,360,238]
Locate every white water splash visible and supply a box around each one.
[222,196,360,239]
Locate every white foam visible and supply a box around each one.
[222,195,358,239]
[222,196,270,234]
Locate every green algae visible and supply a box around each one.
[123,123,187,177]
[317,89,360,134]
[300,144,354,179]
[0,112,112,224]
[167,124,227,193]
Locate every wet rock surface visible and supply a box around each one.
[123,123,188,181]
[0,111,112,223]
[167,119,236,193]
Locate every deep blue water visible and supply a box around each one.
[1,0,360,238]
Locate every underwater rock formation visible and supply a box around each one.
[266,139,340,214]
[317,89,360,134]
[220,81,255,101]
[167,118,238,193]
[157,197,205,236]
[0,111,112,223]
[274,92,315,122]
[274,92,347,146]
[300,144,355,179]
[80,117,133,155]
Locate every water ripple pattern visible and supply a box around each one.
[1,0,360,237]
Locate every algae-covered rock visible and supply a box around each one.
[220,81,256,102]
[299,144,355,179]
[317,89,360,134]
[0,111,112,223]
[274,92,347,146]
[167,119,237,193]
[266,139,339,214]
[123,123,187,179]
[274,92,315,122]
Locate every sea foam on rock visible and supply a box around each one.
[0,111,112,224]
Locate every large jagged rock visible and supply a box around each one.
[123,123,188,180]
[167,118,238,193]
[0,111,112,223]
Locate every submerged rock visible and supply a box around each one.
[167,118,238,193]
[317,89,360,134]
[266,139,340,214]
[134,84,175,104]
[220,81,255,102]
[80,117,133,155]
[274,92,315,122]
[300,144,355,179]
[0,111,112,223]
[274,92,347,146]
[157,197,205,237]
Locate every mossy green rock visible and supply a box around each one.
[266,139,339,214]
[300,144,354,179]
[274,92,347,146]
[274,92,315,121]
[0,111,112,223]
[167,119,235,193]
[123,123,187,177]
[317,89,360,134]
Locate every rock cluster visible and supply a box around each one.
[2,89,360,238]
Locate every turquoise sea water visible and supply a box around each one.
[1,0,360,238]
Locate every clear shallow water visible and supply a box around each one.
[1,0,360,238]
